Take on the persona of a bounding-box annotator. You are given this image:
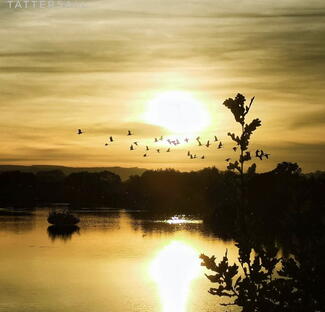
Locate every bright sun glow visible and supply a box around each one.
[145,91,210,134]
[150,241,201,312]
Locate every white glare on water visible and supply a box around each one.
[150,241,201,312]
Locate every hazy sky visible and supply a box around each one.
[0,0,324,172]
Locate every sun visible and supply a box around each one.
[145,91,210,134]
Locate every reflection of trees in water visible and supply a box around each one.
[127,210,214,237]
[77,210,122,232]
[0,215,36,233]
[201,228,325,311]
[47,225,80,241]
[125,210,235,239]
[131,220,204,235]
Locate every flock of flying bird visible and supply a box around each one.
[77,129,270,162]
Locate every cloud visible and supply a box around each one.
[290,110,325,129]
[0,0,325,171]
[90,122,169,137]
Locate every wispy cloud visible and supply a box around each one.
[0,0,324,170]
[290,110,325,129]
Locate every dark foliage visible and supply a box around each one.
[64,171,122,207]
[0,170,122,208]
[201,93,325,312]
[200,230,325,312]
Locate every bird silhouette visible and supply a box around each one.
[198,140,202,146]
[176,139,180,145]
[105,143,109,146]
[187,151,191,156]
[190,154,194,159]
[259,150,270,159]
[233,147,237,152]
[130,145,134,151]
[77,129,83,135]
[196,136,200,141]
[193,154,197,159]
[146,146,149,151]
[225,158,231,162]
[157,149,160,153]
[154,138,158,142]
[214,136,218,142]
[167,139,172,145]
[206,140,210,147]
[201,155,205,159]
[184,138,189,143]
[109,136,113,142]
[167,148,170,152]
[160,136,163,141]
[143,153,147,157]
[256,150,263,160]
[218,142,223,149]
[134,141,138,146]
[127,130,132,136]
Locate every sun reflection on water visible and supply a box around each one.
[150,241,201,312]
[165,216,203,225]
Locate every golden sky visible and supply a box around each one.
[0,0,324,172]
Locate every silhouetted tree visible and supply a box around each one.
[64,171,122,207]
[0,171,37,207]
[36,170,65,203]
[201,94,325,311]
[223,93,261,222]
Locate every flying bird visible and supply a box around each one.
[225,158,231,162]
[201,156,205,159]
[198,140,202,146]
[206,140,210,147]
[258,150,270,159]
[233,147,237,152]
[130,145,134,151]
[184,138,189,143]
[187,151,191,156]
[167,148,170,152]
[154,138,158,142]
[167,139,172,145]
[143,153,147,157]
[214,136,218,142]
[77,129,83,135]
[157,149,160,153]
[218,142,223,149]
[256,150,263,160]
[146,146,149,151]
[105,143,109,146]
[127,130,132,136]
[133,141,138,146]
[109,136,114,142]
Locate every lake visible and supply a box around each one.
[0,208,239,312]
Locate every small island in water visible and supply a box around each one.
[47,208,80,226]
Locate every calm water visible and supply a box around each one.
[0,208,239,312]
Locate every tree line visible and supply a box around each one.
[1,165,324,224]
